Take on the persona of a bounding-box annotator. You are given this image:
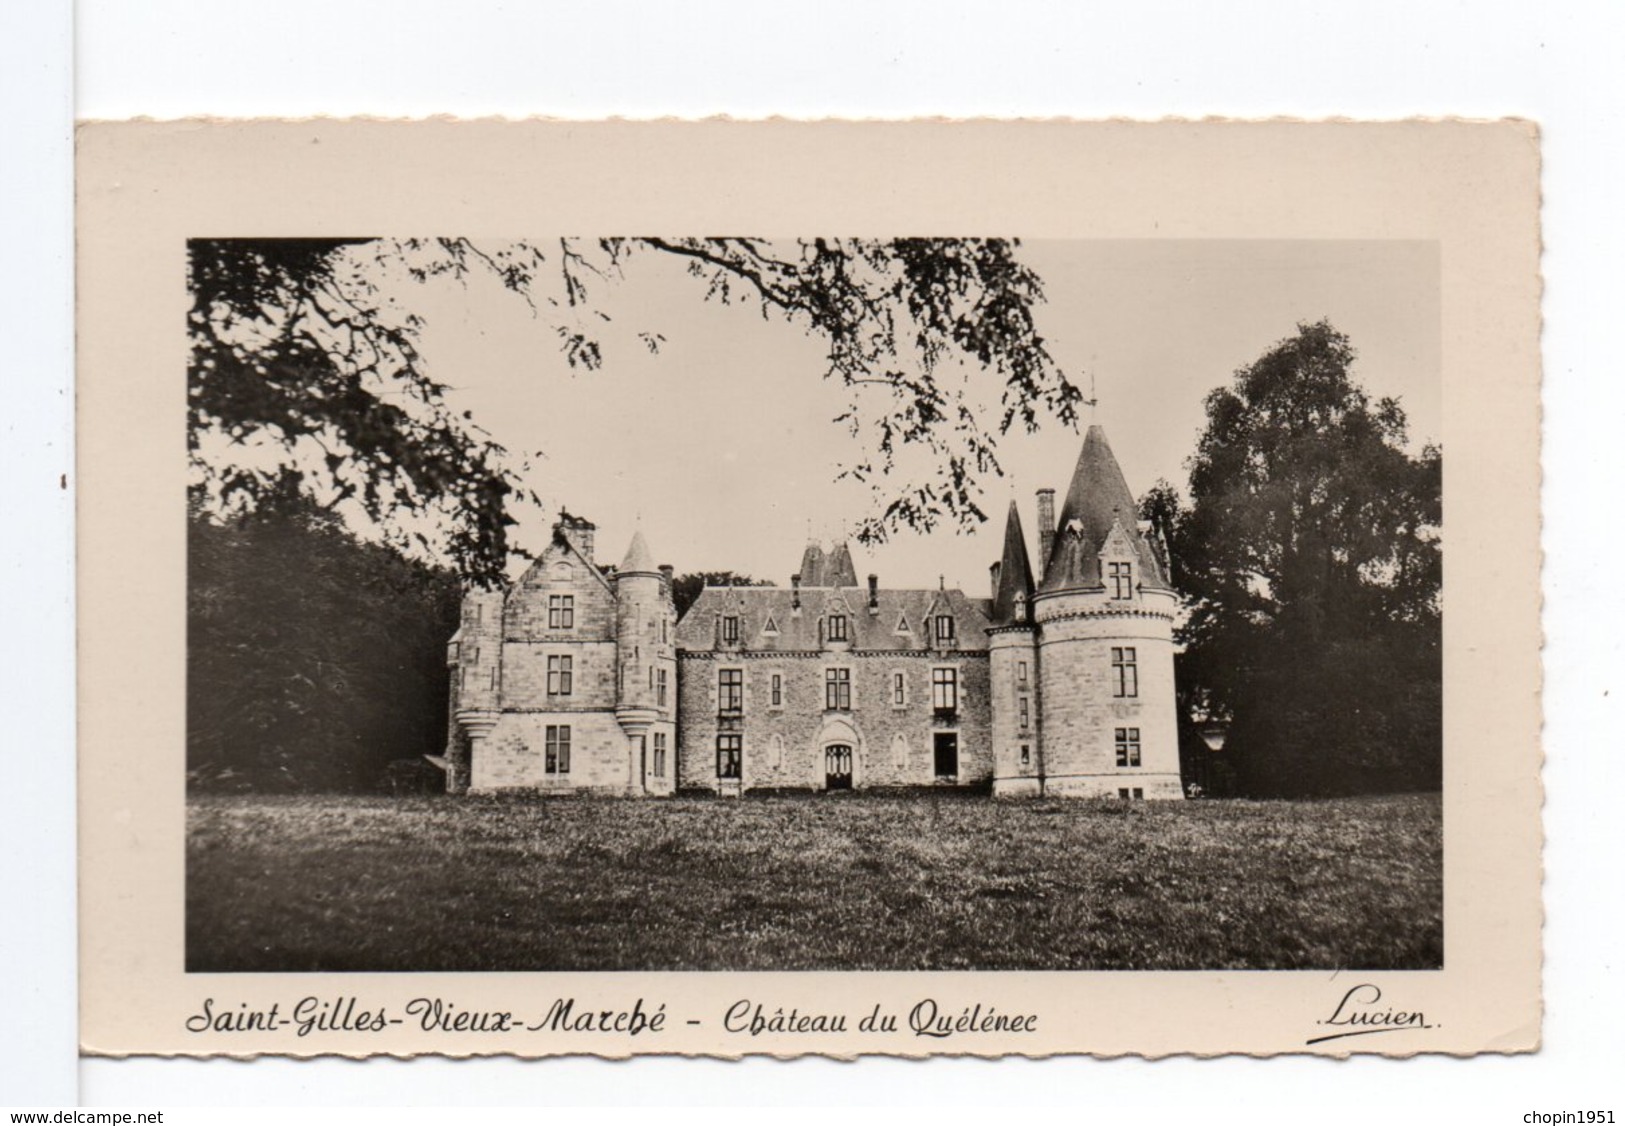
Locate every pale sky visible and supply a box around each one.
[402,239,1440,592]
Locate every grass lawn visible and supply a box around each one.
[187,791,1441,972]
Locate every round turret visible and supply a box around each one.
[1031,426,1183,799]
[614,530,677,795]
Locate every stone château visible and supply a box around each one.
[445,425,1182,798]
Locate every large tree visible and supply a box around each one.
[1150,320,1442,797]
[188,487,463,792]
[189,238,1081,583]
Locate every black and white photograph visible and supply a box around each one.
[182,236,1444,975]
[72,119,1539,1062]
[13,0,1620,1114]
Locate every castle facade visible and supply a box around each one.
[445,425,1183,798]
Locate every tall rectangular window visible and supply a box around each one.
[653,732,667,778]
[893,671,906,706]
[1108,561,1133,600]
[657,668,668,707]
[547,654,573,696]
[1115,726,1142,767]
[1112,646,1138,698]
[1018,660,1028,685]
[770,673,783,707]
[932,667,959,712]
[825,667,851,710]
[716,733,742,779]
[722,615,739,643]
[934,614,955,642]
[827,613,848,642]
[718,668,743,714]
[548,594,574,629]
[1019,696,1030,729]
[545,724,571,774]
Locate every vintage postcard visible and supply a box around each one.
[76,119,1541,1058]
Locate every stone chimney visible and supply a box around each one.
[1036,488,1056,572]
[791,572,802,610]
[658,564,673,596]
[867,573,879,612]
[555,512,596,563]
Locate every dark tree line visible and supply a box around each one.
[1143,320,1442,798]
[188,495,767,792]
[187,491,461,792]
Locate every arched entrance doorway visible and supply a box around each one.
[824,744,854,791]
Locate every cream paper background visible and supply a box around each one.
[76,119,1541,1059]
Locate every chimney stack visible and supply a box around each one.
[867,573,879,612]
[555,513,596,563]
[1036,488,1056,572]
[658,564,673,596]
[791,573,802,610]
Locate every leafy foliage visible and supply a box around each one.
[188,238,1079,582]
[1149,320,1442,797]
[187,493,461,792]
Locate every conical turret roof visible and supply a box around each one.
[1056,425,1140,548]
[1040,424,1169,592]
[1039,524,1102,592]
[823,541,859,588]
[619,529,657,574]
[797,540,827,586]
[990,501,1035,624]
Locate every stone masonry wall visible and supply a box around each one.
[676,653,992,792]
[988,628,1042,795]
[1035,589,1181,798]
[500,639,617,710]
[472,711,633,792]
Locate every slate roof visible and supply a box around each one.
[619,529,657,574]
[989,500,1036,625]
[794,539,859,588]
[824,542,859,587]
[1039,424,1171,593]
[677,584,994,652]
[797,541,827,586]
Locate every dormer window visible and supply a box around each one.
[827,613,849,642]
[934,614,955,643]
[1109,561,1133,600]
[763,616,779,635]
[722,615,740,643]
